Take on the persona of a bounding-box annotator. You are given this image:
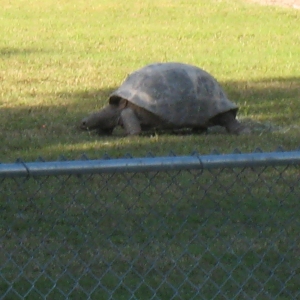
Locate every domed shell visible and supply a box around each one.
[109,62,238,127]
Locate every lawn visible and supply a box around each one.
[1,0,300,299]
[1,0,299,161]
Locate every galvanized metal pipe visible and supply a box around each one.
[0,151,300,177]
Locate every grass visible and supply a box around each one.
[1,0,300,161]
[1,0,300,299]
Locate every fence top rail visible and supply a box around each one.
[0,150,300,177]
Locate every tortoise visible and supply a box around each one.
[80,62,249,136]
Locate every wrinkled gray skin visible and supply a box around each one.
[80,62,250,136]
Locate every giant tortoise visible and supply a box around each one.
[80,62,249,135]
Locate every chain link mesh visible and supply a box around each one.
[1,155,300,299]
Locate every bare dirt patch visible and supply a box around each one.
[248,0,300,8]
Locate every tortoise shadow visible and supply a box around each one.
[0,47,50,57]
[1,76,300,161]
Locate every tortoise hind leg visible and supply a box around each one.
[213,111,250,135]
[120,108,142,136]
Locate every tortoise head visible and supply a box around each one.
[80,104,121,134]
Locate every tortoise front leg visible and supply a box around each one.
[120,108,142,136]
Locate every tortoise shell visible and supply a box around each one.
[109,62,238,127]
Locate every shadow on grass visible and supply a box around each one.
[1,77,299,161]
[0,47,50,57]
[54,88,117,102]
[223,76,300,125]
[223,76,300,101]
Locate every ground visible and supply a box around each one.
[249,0,300,8]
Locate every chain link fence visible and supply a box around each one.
[1,150,300,299]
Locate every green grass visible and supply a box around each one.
[1,0,299,161]
[1,0,300,299]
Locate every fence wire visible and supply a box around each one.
[1,151,300,299]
